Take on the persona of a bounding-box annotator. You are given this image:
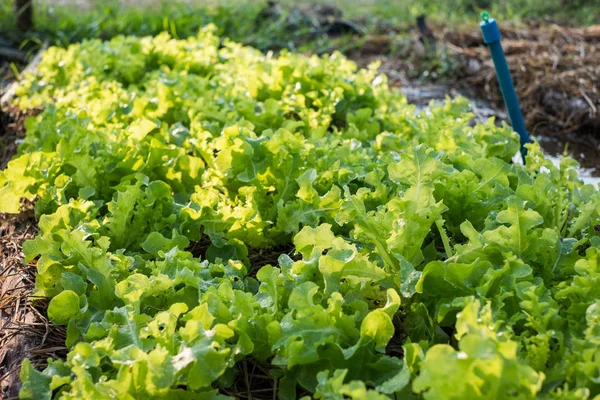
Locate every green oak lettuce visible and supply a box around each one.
[1,26,599,399]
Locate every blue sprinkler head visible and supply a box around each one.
[480,12,501,44]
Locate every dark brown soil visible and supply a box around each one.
[220,358,284,400]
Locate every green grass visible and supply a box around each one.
[1,1,261,46]
[278,0,600,25]
[0,0,596,91]
[2,0,599,50]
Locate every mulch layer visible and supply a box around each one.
[0,208,68,400]
[0,107,67,400]
[445,22,600,137]
[352,21,600,137]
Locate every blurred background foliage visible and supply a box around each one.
[1,0,599,51]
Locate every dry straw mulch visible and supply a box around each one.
[0,107,65,399]
[351,21,600,139]
[445,22,600,136]
[0,208,67,400]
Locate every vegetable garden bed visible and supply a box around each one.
[1,26,600,399]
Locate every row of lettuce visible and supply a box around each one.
[1,26,599,399]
